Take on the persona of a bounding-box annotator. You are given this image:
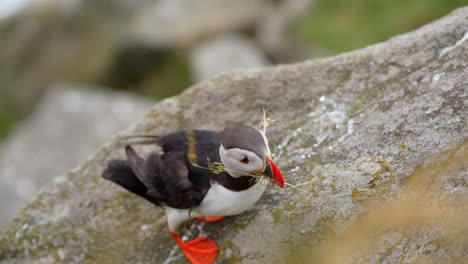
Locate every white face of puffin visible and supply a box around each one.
[219,126,284,187]
[219,145,265,178]
[219,128,271,178]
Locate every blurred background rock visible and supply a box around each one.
[0,86,152,227]
[0,0,466,227]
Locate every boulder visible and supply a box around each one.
[1,7,467,264]
[128,0,270,49]
[0,0,272,116]
[0,86,152,228]
[0,0,128,115]
[190,33,269,82]
[257,0,317,62]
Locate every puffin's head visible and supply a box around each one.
[219,126,284,188]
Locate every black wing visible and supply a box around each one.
[155,150,207,208]
[102,159,161,205]
[103,145,208,209]
[102,129,222,209]
[157,129,222,189]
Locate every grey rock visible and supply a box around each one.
[128,0,270,48]
[1,7,467,264]
[0,86,152,228]
[190,34,269,82]
[0,0,129,115]
[257,0,317,62]
[0,0,270,116]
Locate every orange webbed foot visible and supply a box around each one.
[168,230,219,264]
[196,216,226,222]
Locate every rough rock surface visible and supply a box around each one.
[0,86,152,228]
[1,7,467,264]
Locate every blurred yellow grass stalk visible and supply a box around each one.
[301,140,468,264]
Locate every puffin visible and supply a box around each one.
[102,126,284,264]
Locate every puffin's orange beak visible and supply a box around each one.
[265,157,284,188]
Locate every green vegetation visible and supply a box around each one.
[0,110,18,139]
[140,51,192,99]
[101,47,192,100]
[295,0,467,54]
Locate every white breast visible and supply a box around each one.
[195,178,268,216]
[165,178,268,232]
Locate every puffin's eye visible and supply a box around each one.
[240,156,249,164]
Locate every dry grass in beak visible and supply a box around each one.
[260,108,279,134]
